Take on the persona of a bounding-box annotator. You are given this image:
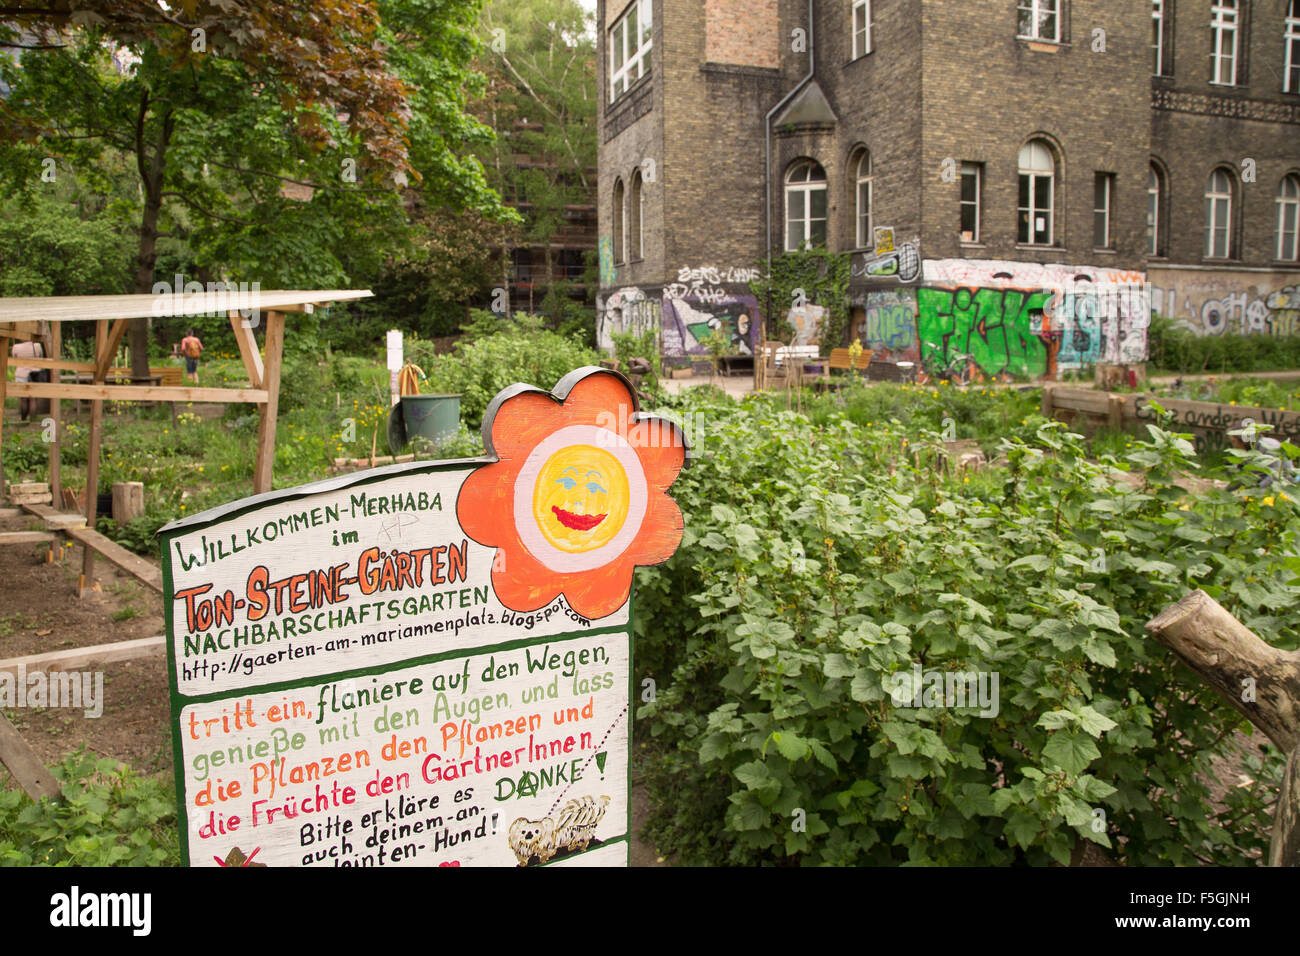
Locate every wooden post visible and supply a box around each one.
[253,310,285,495]
[1041,384,1055,420]
[1107,394,1123,430]
[80,319,107,597]
[48,322,61,509]
[111,481,144,523]
[0,340,8,489]
[0,710,61,803]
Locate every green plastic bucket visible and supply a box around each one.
[399,394,461,448]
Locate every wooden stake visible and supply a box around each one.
[80,320,106,597]
[49,322,61,509]
[0,340,8,489]
[252,310,285,495]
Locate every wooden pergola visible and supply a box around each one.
[0,290,372,595]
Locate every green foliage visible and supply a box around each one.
[611,328,662,392]
[1147,314,1300,374]
[635,384,1297,866]
[0,190,132,297]
[0,750,178,867]
[748,248,852,354]
[420,320,601,429]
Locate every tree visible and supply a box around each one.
[0,0,509,374]
[474,0,596,321]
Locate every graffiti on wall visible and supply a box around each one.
[852,289,920,361]
[596,286,661,353]
[1148,271,1300,338]
[921,259,1149,372]
[664,265,762,304]
[853,229,921,283]
[662,292,759,356]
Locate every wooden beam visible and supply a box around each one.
[94,318,130,381]
[0,710,61,803]
[0,507,19,519]
[0,634,164,679]
[228,310,264,388]
[65,525,162,593]
[1146,589,1300,753]
[253,310,285,495]
[9,382,269,404]
[9,358,182,375]
[0,339,7,489]
[0,531,57,544]
[48,321,61,509]
[81,320,106,598]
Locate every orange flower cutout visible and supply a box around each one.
[456,367,687,619]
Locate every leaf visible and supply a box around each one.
[1075,706,1118,738]
[771,731,811,762]
[1043,731,1101,776]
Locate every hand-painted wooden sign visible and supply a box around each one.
[162,368,686,867]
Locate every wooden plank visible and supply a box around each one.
[0,531,56,544]
[6,481,48,494]
[9,382,269,404]
[0,289,373,324]
[228,310,264,388]
[0,340,7,489]
[48,321,61,509]
[80,320,106,597]
[65,525,163,593]
[253,310,285,495]
[0,507,20,518]
[0,710,61,803]
[0,634,164,679]
[40,512,86,530]
[7,357,183,376]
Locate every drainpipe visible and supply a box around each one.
[765,0,816,272]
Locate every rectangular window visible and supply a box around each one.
[1211,1,1238,86]
[1018,0,1060,43]
[960,162,981,243]
[1152,0,1168,76]
[853,1,872,58]
[609,0,652,103]
[1286,2,1300,93]
[1094,173,1114,248]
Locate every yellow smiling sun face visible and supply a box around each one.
[532,445,630,553]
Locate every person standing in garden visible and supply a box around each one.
[180,330,203,384]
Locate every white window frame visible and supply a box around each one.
[1286,0,1300,93]
[853,1,873,59]
[1094,172,1114,249]
[1205,167,1234,259]
[609,0,652,103]
[1018,141,1055,246]
[960,162,981,243]
[1211,0,1239,87]
[785,161,828,252]
[629,170,643,261]
[1017,0,1060,43]
[1278,175,1300,261]
[855,151,873,248]
[1152,0,1166,76]
[1147,164,1163,256]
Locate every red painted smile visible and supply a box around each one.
[552,506,607,531]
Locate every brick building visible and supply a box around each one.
[596,0,1300,378]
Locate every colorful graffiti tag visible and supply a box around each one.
[852,289,919,362]
[916,287,1052,378]
[853,230,921,284]
[662,292,759,356]
[1148,270,1300,338]
[664,265,762,304]
[596,286,661,352]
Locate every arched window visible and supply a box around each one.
[612,179,625,264]
[1287,1,1300,93]
[629,170,643,261]
[1205,167,1235,258]
[1147,161,1166,256]
[1018,140,1055,245]
[855,151,872,248]
[1278,175,1300,261]
[785,160,827,251]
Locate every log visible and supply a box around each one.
[1145,589,1300,753]
[1272,745,1300,867]
[111,481,144,523]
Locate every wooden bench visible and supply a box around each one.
[828,347,874,374]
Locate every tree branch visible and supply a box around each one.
[161,191,256,227]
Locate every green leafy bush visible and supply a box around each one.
[1147,314,1300,374]
[634,386,1296,865]
[418,317,602,429]
[0,750,179,866]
